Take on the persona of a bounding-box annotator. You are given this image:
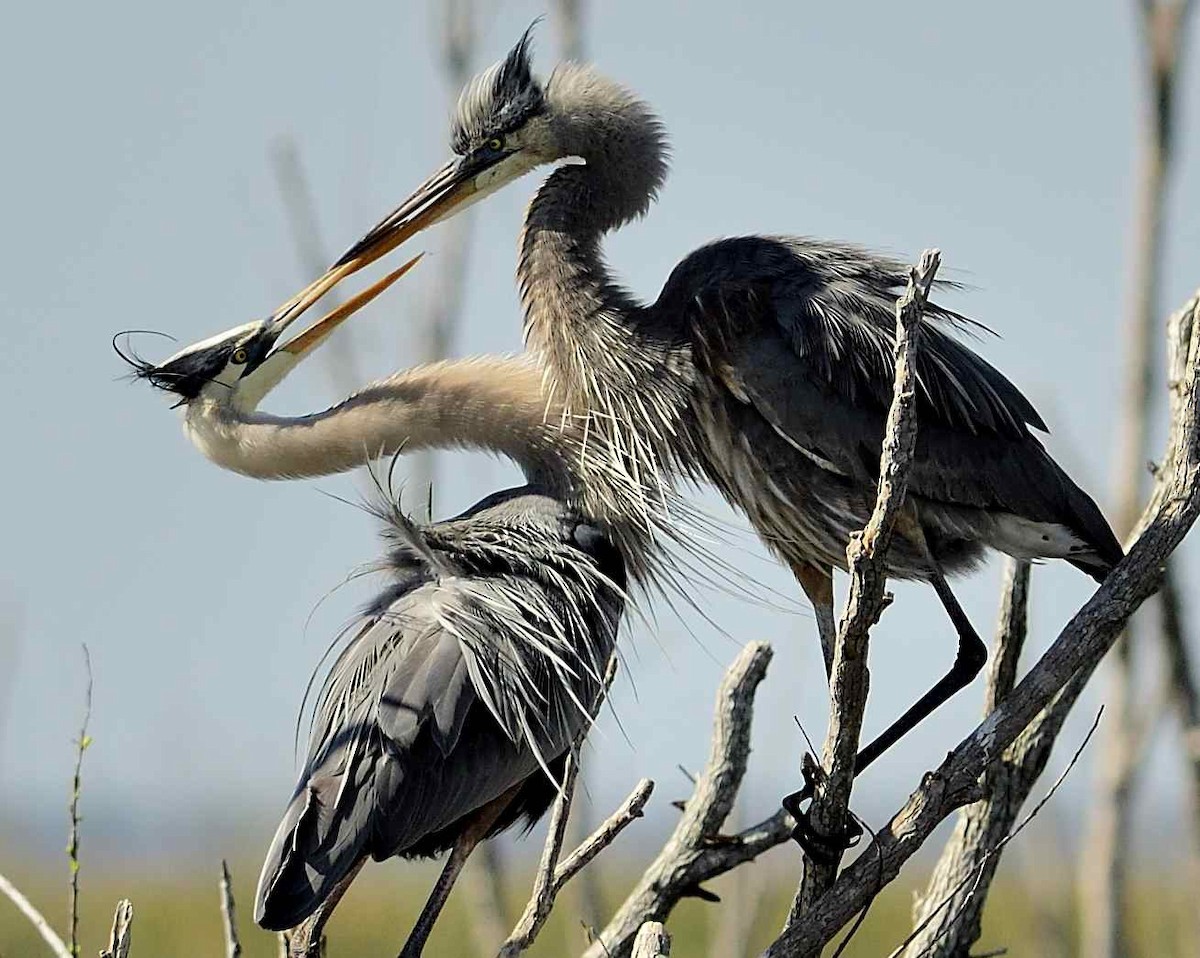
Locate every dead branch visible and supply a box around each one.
[269,138,357,398]
[761,288,1200,958]
[582,641,785,958]
[786,249,941,926]
[0,871,73,958]
[554,0,584,62]
[901,559,1074,957]
[463,843,511,956]
[1082,5,1195,953]
[902,559,1031,955]
[499,772,653,957]
[68,644,92,957]
[499,657,651,957]
[220,860,242,958]
[631,922,671,958]
[99,900,133,958]
[892,708,1102,958]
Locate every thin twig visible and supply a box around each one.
[68,644,93,958]
[583,642,778,958]
[0,871,72,958]
[220,860,242,958]
[789,249,941,924]
[498,658,642,957]
[556,778,654,892]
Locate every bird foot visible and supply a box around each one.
[781,761,863,864]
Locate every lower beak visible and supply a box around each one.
[275,253,424,360]
[267,157,480,332]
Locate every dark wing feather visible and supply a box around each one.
[255,557,621,932]
[658,236,1046,438]
[653,235,1120,564]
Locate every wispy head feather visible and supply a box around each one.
[451,23,546,155]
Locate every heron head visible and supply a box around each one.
[271,26,664,312]
[117,255,422,411]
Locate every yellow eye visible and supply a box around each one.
[231,347,249,365]
[487,136,505,152]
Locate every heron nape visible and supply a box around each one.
[277,27,1124,839]
[121,263,631,956]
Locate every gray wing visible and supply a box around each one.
[255,573,618,932]
[653,236,1121,562]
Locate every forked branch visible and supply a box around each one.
[790,249,941,921]
[763,289,1200,957]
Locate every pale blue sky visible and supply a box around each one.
[2,0,1198,874]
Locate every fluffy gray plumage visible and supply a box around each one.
[451,23,545,156]
[449,35,1124,582]
[254,487,624,932]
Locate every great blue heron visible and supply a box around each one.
[280,28,1124,825]
[120,266,627,956]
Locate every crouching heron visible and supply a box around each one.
[285,28,1124,831]
[120,264,631,955]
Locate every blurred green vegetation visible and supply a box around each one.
[1,856,1196,957]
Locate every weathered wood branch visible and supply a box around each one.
[0,871,73,958]
[1084,3,1194,946]
[220,860,242,958]
[99,900,133,958]
[902,560,1046,957]
[583,642,781,958]
[761,287,1200,958]
[788,249,941,927]
[631,922,671,958]
[893,705,1101,958]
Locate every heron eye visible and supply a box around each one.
[231,347,249,365]
[487,136,505,152]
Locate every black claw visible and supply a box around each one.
[787,808,863,864]
[781,760,863,862]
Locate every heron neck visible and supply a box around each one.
[519,158,688,393]
[183,357,570,489]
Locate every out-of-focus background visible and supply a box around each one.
[2,1,1198,955]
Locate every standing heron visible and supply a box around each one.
[120,265,633,955]
[280,28,1124,817]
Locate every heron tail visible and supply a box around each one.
[254,772,371,932]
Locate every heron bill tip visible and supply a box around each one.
[278,253,424,358]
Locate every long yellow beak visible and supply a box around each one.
[277,253,424,359]
[269,157,482,331]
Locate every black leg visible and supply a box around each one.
[782,570,987,846]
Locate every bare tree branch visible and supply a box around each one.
[761,288,1200,958]
[498,774,652,958]
[220,860,242,958]
[582,642,782,958]
[631,922,671,958]
[788,249,941,925]
[463,843,511,957]
[1082,5,1195,954]
[901,560,1075,957]
[893,707,1102,958]
[554,0,585,62]
[0,871,72,958]
[98,900,133,958]
[269,138,357,398]
[67,645,92,958]
[499,656,649,957]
